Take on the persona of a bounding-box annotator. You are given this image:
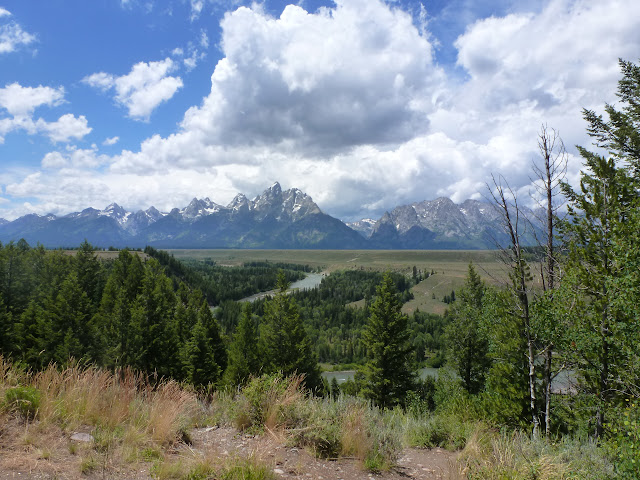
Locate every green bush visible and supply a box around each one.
[233,373,303,432]
[406,413,469,450]
[4,385,41,420]
[605,399,640,479]
[288,398,342,458]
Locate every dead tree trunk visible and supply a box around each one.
[531,125,567,436]
[490,176,539,437]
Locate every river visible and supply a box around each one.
[322,367,440,384]
[322,367,576,393]
[238,272,326,302]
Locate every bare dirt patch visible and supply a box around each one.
[1,422,458,480]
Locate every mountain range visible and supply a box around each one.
[0,183,538,250]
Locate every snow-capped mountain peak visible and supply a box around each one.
[180,197,224,220]
[101,203,130,225]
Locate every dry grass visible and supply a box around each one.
[455,429,613,480]
[0,357,199,477]
[145,380,198,445]
[340,401,371,459]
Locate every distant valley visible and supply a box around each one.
[0,182,538,249]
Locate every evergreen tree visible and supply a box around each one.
[96,249,144,367]
[13,300,50,368]
[0,293,11,354]
[133,258,179,377]
[361,273,415,408]
[73,240,104,311]
[445,262,490,394]
[224,303,260,387]
[182,318,221,387]
[330,377,340,399]
[260,271,322,391]
[198,300,227,374]
[560,59,640,437]
[482,288,530,426]
[49,272,94,363]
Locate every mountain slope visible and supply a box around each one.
[366,197,537,249]
[0,183,367,249]
[0,187,538,250]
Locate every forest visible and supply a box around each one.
[1,60,640,478]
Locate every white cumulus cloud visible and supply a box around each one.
[0,83,64,116]
[0,83,91,144]
[37,114,92,143]
[3,0,640,222]
[0,10,36,54]
[83,58,183,121]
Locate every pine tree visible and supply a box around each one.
[445,262,489,394]
[133,258,179,377]
[361,273,415,408]
[73,240,104,311]
[198,300,227,374]
[0,293,11,354]
[50,272,94,363]
[560,61,640,436]
[224,303,260,387]
[260,271,322,391]
[13,300,50,368]
[183,318,221,387]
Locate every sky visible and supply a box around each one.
[0,0,639,222]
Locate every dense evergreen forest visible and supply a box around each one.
[0,239,443,388]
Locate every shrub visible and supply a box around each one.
[233,373,304,432]
[4,385,41,420]
[605,399,640,479]
[406,413,471,450]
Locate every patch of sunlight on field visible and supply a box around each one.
[167,249,506,271]
[402,273,466,315]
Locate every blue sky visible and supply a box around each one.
[0,0,638,221]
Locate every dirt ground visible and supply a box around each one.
[0,419,459,480]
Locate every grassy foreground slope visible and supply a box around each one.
[0,358,614,479]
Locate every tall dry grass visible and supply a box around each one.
[0,357,199,455]
[220,374,402,471]
[456,429,615,479]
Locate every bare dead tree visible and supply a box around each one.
[530,124,568,436]
[488,174,539,437]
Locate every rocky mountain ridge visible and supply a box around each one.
[0,183,366,249]
[0,184,537,249]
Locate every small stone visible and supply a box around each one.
[70,433,93,442]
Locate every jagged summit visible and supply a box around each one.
[346,218,377,238]
[0,187,533,250]
[0,182,356,249]
[180,197,223,220]
[228,193,249,212]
